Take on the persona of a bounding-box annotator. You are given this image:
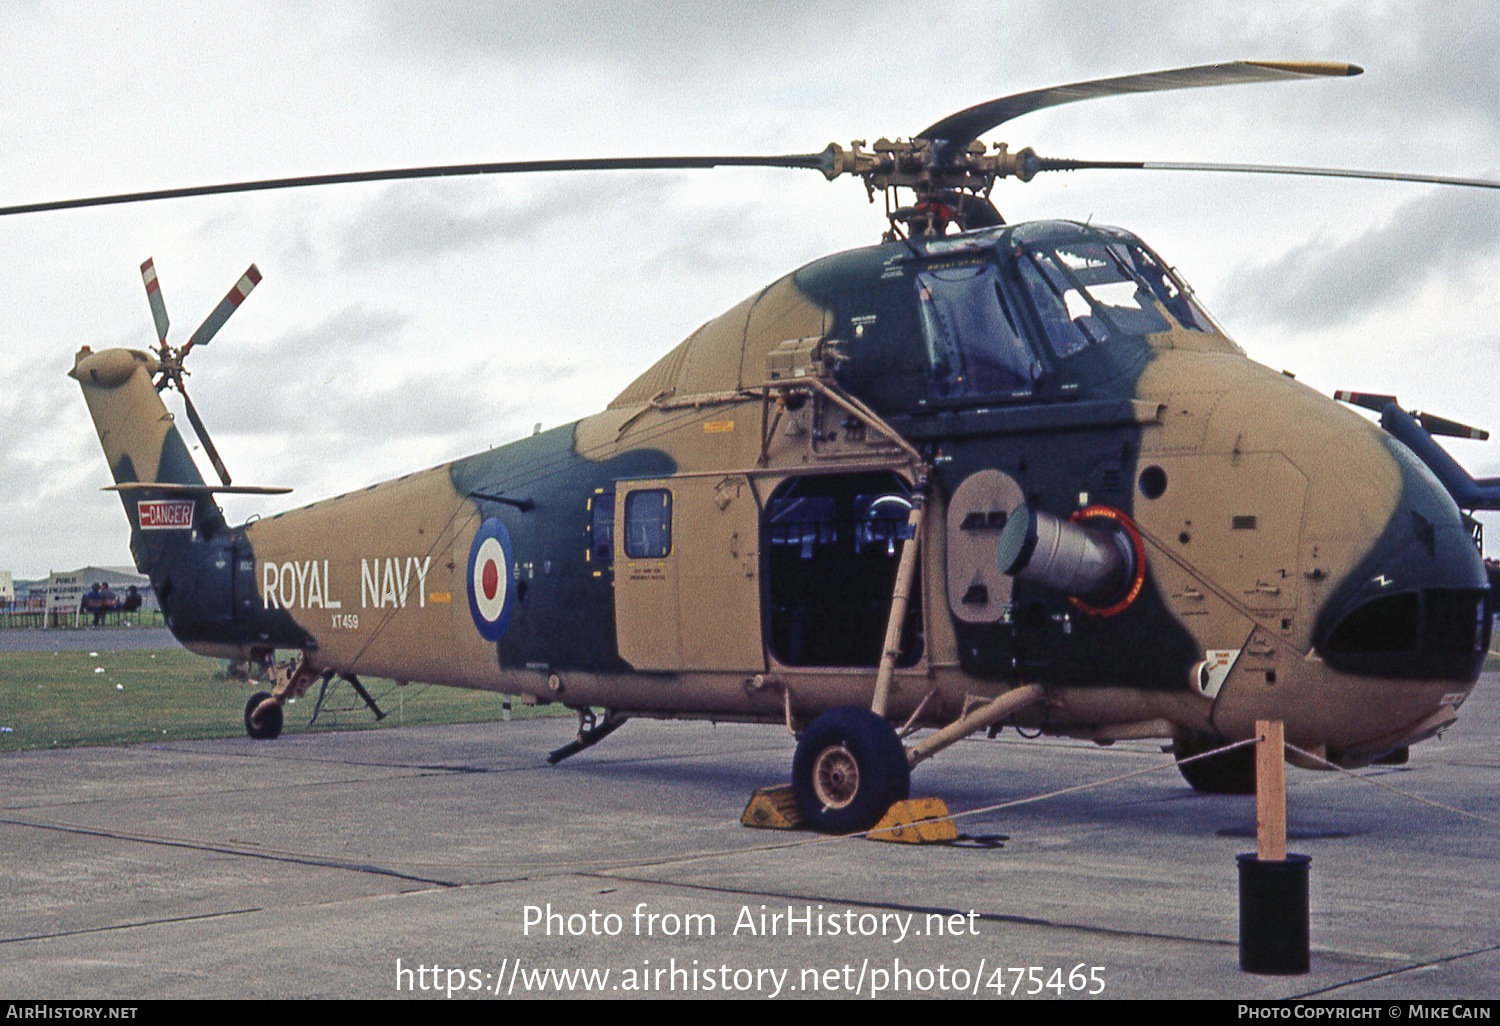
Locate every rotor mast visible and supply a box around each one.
[815,139,1037,237]
[815,60,1366,238]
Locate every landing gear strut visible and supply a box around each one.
[309,671,387,724]
[547,708,629,764]
[242,653,319,740]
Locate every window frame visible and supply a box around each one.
[622,488,673,559]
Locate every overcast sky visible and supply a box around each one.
[3,1,1498,579]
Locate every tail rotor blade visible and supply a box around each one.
[1336,390,1489,440]
[185,264,261,353]
[179,386,232,486]
[1416,411,1490,441]
[140,258,169,344]
[1334,390,1400,414]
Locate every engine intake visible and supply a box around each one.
[996,503,1145,616]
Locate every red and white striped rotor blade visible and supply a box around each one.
[140,258,169,344]
[185,264,261,352]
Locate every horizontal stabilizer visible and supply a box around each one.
[103,482,291,495]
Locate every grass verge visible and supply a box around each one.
[0,647,567,753]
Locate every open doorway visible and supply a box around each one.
[764,471,923,668]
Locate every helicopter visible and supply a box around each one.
[34,60,1500,833]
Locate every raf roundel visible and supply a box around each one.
[467,518,516,642]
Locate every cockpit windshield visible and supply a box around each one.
[1008,225,1217,359]
[894,222,1227,405]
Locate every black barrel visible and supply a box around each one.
[1237,853,1312,974]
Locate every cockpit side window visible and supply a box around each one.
[916,263,1042,398]
[1016,251,1096,357]
[1104,240,1216,333]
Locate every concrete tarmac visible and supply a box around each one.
[0,627,180,652]
[1,673,1496,1000]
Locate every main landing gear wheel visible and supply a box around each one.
[1172,733,1255,794]
[244,691,283,740]
[792,706,910,833]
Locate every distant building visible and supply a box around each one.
[14,579,47,611]
[0,571,11,608]
[45,566,157,624]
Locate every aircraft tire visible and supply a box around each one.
[244,691,283,740]
[1172,733,1255,794]
[792,706,910,833]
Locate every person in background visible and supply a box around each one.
[83,583,105,626]
[121,585,142,626]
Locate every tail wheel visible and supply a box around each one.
[1172,733,1255,794]
[793,706,910,833]
[244,691,283,740]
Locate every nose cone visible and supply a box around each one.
[1134,353,1487,758]
[1314,437,1490,683]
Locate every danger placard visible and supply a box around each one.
[138,499,194,529]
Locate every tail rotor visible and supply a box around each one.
[140,258,260,486]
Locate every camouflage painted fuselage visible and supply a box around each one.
[74,220,1489,767]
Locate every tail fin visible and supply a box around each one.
[70,346,226,571]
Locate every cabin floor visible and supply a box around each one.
[2,673,1496,1000]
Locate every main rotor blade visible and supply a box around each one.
[1029,157,1500,191]
[184,265,261,352]
[0,152,838,218]
[178,386,232,487]
[140,258,169,344]
[918,61,1361,149]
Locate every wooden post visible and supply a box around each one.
[1255,719,1286,862]
[1240,718,1310,974]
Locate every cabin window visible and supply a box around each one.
[916,263,1041,398]
[623,489,672,558]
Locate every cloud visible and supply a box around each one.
[258,303,411,358]
[0,357,126,577]
[153,299,589,482]
[1217,188,1500,330]
[923,2,1500,169]
[371,1,898,70]
[1353,6,1500,132]
[328,176,682,267]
